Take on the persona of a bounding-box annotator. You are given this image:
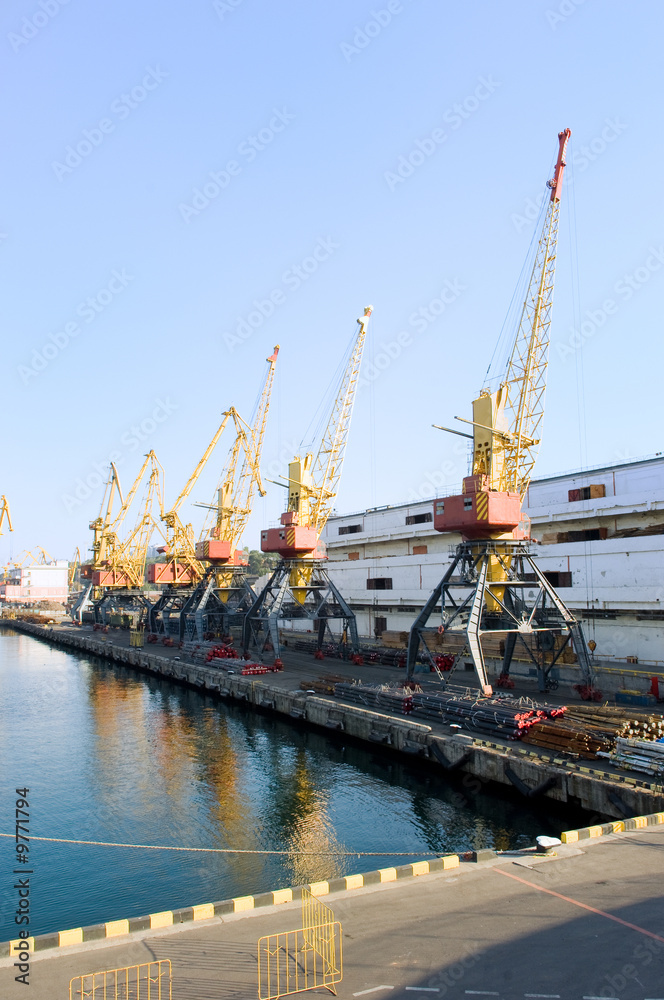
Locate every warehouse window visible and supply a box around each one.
[413,544,428,555]
[348,552,360,561]
[568,484,606,502]
[338,524,362,535]
[568,528,607,542]
[367,578,393,590]
[405,512,432,525]
[435,501,445,515]
[524,571,572,587]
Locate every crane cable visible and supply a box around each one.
[566,146,596,640]
[483,147,557,390]
[0,832,442,857]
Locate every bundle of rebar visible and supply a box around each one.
[334,682,415,714]
[605,737,664,777]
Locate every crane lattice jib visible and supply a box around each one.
[502,128,570,498]
[308,307,372,533]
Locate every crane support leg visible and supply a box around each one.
[465,555,492,695]
[243,560,359,661]
[408,540,599,698]
[406,548,466,680]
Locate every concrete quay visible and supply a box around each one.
[2,824,663,1000]
[3,619,663,821]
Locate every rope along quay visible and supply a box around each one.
[0,833,447,856]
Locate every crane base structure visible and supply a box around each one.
[243,560,359,660]
[93,590,152,628]
[406,540,600,698]
[148,569,255,641]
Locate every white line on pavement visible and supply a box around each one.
[525,995,561,998]
[405,989,440,993]
[353,989,395,997]
[465,993,500,996]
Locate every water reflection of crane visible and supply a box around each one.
[267,748,346,886]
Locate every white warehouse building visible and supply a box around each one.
[320,455,664,668]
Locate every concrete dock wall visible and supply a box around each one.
[3,620,663,821]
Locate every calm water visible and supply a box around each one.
[0,630,584,937]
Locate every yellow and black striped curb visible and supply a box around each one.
[1,855,460,958]
[561,810,664,844]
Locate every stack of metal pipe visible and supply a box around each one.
[333,682,414,715]
[411,692,549,739]
[603,737,664,777]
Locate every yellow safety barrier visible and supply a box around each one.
[69,959,171,1000]
[258,889,342,1000]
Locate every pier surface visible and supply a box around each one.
[1,825,662,999]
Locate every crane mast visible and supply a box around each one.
[245,307,371,658]
[407,130,599,699]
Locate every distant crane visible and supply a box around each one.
[148,347,279,639]
[68,548,81,590]
[0,496,12,536]
[407,129,599,698]
[85,451,164,625]
[244,307,372,659]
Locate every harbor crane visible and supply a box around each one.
[0,496,12,535]
[68,548,81,590]
[148,347,279,639]
[243,307,372,660]
[78,451,164,625]
[407,130,600,699]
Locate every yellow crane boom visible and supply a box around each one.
[197,346,279,565]
[92,451,164,591]
[308,307,372,533]
[155,412,233,586]
[0,496,12,535]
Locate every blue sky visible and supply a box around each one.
[2,0,662,563]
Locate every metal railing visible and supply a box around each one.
[258,889,342,1000]
[69,960,171,1000]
